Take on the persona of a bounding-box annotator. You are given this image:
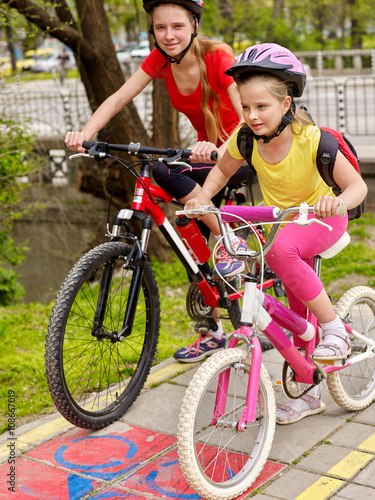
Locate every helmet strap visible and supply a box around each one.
[253,99,296,144]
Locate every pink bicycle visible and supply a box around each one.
[177,202,375,500]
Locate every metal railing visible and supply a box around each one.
[0,74,374,186]
[296,76,375,135]
[295,49,375,77]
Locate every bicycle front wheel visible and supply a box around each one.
[45,241,160,429]
[177,348,275,500]
[328,286,375,411]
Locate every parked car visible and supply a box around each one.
[0,57,12,76]
[116,42,138,64]
[20,48,56,72]
[32,50,76,73]
[130,40,151,59]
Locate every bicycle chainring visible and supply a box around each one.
[281,360,314,399]
[186,283,214,321]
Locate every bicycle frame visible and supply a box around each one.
[96,159,243,339]
[199,203,375,428]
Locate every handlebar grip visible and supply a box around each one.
[220,205,281,223]
[82,141,94,150]
[179,150,218,161]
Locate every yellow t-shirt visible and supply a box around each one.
[227,124,334,210]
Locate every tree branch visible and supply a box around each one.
[4,0,90,55]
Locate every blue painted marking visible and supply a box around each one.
[54,435,140,481]
[55,445,121,471]
[71,435,138,459]
[54,435,137,470]
[145,469,201,499]
[67,474,94,500]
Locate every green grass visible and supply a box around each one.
[0,255,195,431]
[0,214,374,430]
[2,69,79,84]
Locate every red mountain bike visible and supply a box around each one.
[45,140,281,430]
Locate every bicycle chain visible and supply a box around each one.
[281,360,315,399]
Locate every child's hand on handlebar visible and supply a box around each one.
[64,131,88,153]
[184,196,213,218]
[314,196,347,219]
[189,141,220,164]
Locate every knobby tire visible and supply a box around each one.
[45,241,160,429]
[177,348,275,500]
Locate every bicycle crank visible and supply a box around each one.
[186,282,213,321]
[281,360,314,399]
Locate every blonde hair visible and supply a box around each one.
[236,73,314,133]
[150,5,234,145]
[192,34,234,144]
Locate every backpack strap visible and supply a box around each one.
[236,124,257,206]
[316,129,340,190]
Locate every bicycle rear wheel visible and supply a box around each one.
[45,241,160,429]
[328,286,375,411]
[177,348,275,500]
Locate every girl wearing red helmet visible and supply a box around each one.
[65,0,250,362]
[186,43,367,423]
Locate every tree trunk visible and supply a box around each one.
[4,0,179,261]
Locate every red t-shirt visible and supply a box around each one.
[141,48,239,145]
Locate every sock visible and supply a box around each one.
[276,386,321,422]
[320,315,347,347]
[208,320,224,340]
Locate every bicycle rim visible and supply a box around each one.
[178,348,275,500]
[45,241,160,429]
[328,286,375,411]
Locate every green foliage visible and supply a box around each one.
[0,117,36,305]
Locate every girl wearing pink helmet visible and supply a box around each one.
[65,0,250,362]
[185,43,367,424]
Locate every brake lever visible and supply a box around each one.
[294,202,332,231]
[162,160,192,171]
[69,153,91,160]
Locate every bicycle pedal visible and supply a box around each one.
[274,278,287,298]
[314,357,350,367]
[194,322,214,334]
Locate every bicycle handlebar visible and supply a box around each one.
[81,140,218,162]
[177,202,346,262]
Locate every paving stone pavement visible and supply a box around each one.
[1,348,375,499]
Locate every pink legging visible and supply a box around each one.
[265,214,348,319]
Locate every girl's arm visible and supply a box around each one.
[314,150,368,218]
[185,150,244,209]
[65,68,153,152]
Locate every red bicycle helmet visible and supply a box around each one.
[225,43,306,97]
[143,0,204,21]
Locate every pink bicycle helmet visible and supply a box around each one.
[143,0,204,21]
[225,43,306,97]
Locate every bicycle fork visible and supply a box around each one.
[92,214,150,342]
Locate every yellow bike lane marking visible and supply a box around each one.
[296,433,375,500]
